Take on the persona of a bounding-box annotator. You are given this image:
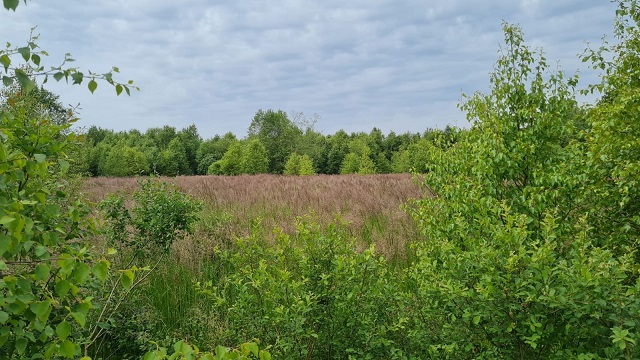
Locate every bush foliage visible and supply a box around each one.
[2,1,640,359]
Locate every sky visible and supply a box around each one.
[1,1,619,139]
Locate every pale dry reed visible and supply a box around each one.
[82,174,423,260]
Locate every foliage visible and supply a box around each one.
[177,124,202,175]
[0,2,138,357]
[340,153,376,175]
[248,109,302,174]
[159,138,189,176]
[196,132,236,175]
[242,139,269,175]
[209,142,244,176]
[67,117,450,177]
[283,152,314,176]
[581,0,640,252]
[0,91,109,359]
[101,178,202,256]
[321,130,350,174]
[198,217,406,359]
[103,142,149,177]
[407,21,640,358]
[1,81,73,128]
[143,340,271,360]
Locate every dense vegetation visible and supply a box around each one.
[2,0,640,359]
[74,114,459,177]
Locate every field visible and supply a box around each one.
[83,173,423,262]
[79,173,426,358]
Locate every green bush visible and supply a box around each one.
[101,178,202,257]
[0,96,108,359]
[406,22,640,359]
[197,217,407,359]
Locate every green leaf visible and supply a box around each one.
[30,300,51,321]
[215,345,229,357]
[88,79,97,94]
[3,0,19,11]
[0,311,8,324]
[15,68,35,93]
[35,245,48,258]
[0,216,15,225]
[73,262,90,284]
[34,263,50,281]
[55,279,72,297]
[59,339,75,358]
[0,54,9,71]
[70,72,83,84]
[92,260,109,282]
[115,84,123,96]
[31,53,41,66]
[17,46,30,61]
[248,342,259,356]
[71,311,86,327]
[0,235,11,256]
[58,159,70,172]
[53,72,64,81]
[120,269,134,288]
[56,321,71,340]
[15,337,27,354]
[2,76,12,86]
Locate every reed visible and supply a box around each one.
[83,174,422,260]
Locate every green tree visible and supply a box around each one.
[210,141,244,175]
[323,130,349,174]
[408,21,639,358]
[284,152,315,176]
[177,124,201,175]
[242,138,269,175]
[103,142,149,176]
[146,125,177,151]
[0,3,135,357]
[374,152,391,173]
[248,109,302,173]
[340,138,376,174]
[1,82,73,128]
[298,154,315,175]
[158,137,189,176]
[297,128,325,173]
[85,126,113,146]
[390,149,411,173]
[196,132,237,175]
[581,0,640,252]
[406,138,434,173]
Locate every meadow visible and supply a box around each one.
[81,174,427,358]
[83,173,423,261]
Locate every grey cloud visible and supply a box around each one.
[0,1,621,137]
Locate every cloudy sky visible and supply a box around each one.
[1,1,618,138]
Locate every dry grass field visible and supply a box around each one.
[82,174,423,260]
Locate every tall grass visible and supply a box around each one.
[83,174,422,260]
[84,174,424,358]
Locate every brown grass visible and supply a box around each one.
[82,174,423,260]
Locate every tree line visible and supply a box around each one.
[68,109,461,177]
